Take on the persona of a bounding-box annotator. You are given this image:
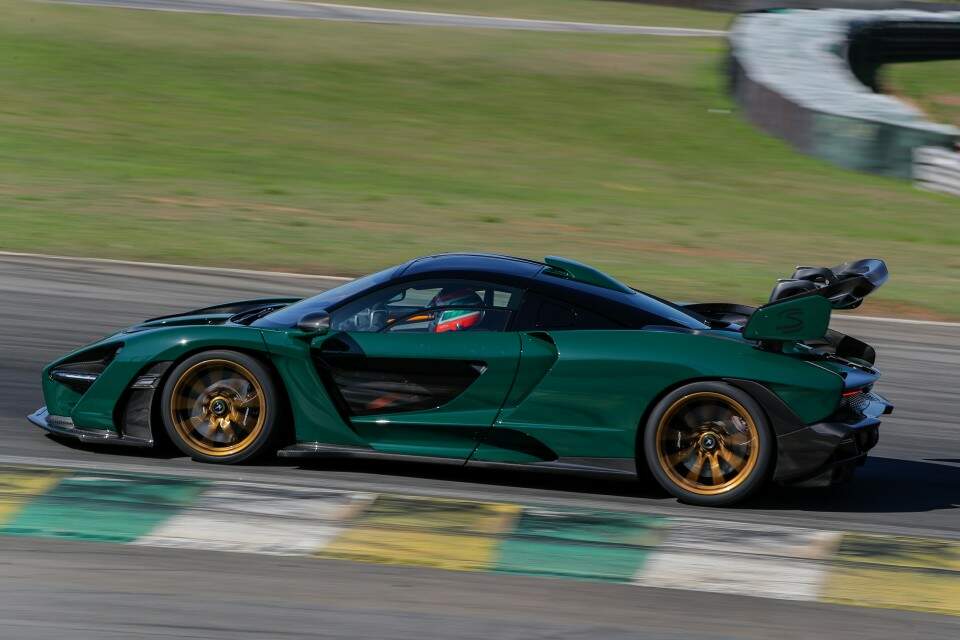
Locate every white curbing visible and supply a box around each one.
[634,519,842,601]
[135,482,376,555]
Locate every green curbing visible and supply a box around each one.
[0,471,208,542]
[493,507,667,582]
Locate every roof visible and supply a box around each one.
[398,253,545,280]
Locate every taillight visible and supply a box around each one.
[838,385,872,414]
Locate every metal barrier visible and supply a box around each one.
[914,146,960,196]
[614,1,960,13]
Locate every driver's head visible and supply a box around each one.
[430,286,483,308]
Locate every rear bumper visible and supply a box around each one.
[773,392,893,487]
[28,406,152,447]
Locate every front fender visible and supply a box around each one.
[49,325,270,431]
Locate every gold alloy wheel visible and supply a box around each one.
[169,359,266,457]
[654,391,761,496]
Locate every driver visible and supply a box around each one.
[429,287,484,333]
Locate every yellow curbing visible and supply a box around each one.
[0,467,65,524]
[821,533,960,617]
[317,494,522,571]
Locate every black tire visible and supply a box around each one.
[642,381,773,507]
[160,350,279,464]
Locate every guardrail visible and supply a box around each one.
[616,1,960,13]
[915,146,960,196]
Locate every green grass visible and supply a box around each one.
[303,0,731,30]
[1,1,958,318]
[887,60,960,128]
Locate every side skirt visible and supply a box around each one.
[277,442,466,467]
[278,443,637,478]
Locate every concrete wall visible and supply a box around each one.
[728,9,959,178]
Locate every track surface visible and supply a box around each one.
[1,253,959,638]
[48,0,726,35]
[3,536,959,640]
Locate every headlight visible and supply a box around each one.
[49,344,122,394]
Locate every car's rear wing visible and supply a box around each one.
[739,259,887,354]
[768,258,888,311]
[687,259,888,357]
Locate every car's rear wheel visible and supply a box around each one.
[643,381,772,506]
[160,350,278,463]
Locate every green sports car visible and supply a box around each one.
[29,254,893,506]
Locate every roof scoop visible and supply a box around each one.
[768,259,888,310]
[543,256,635,294]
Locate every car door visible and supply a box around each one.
[311,279,523,460]
[471,292,626,464]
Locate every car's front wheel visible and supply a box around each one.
[160,350,279,463]
[643,381,773,506]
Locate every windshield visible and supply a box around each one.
[253,266,399,329]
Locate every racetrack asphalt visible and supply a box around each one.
[1,252,958,638]
[46,0,727,35]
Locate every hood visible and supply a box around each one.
[125,297,302,333]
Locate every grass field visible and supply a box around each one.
[1,1,958,318]
[888,60,960,128]
[307,0,731,30]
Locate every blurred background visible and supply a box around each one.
[1,1,959,638]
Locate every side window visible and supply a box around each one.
[537,300,577,329]
[515,293,621,331]
[331,279,521,333]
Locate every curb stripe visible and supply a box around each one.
[0,468,66,525]
[634,520,842,601]
[0,472,208,543]
[493,507,667,582]
[821,533,960,616]
[317,494,521,571]
[135,482,375,555]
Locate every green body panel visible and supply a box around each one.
[543,256,634,294]
[743,295,832,342]
[45,325,270,431]
[502,332,558,408]
[40,375,83,423]
[480,329,842,462]
[259,329,366,447]
[318,331,521,459]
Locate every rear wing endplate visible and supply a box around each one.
[743,295,832,343]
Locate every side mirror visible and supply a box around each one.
[296,311,331,335]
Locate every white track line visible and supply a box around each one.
[0,250,351,281]
[830,314,960,328]
[44,0,727,36]
[288,1,727,36]
[2,250,957,327]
